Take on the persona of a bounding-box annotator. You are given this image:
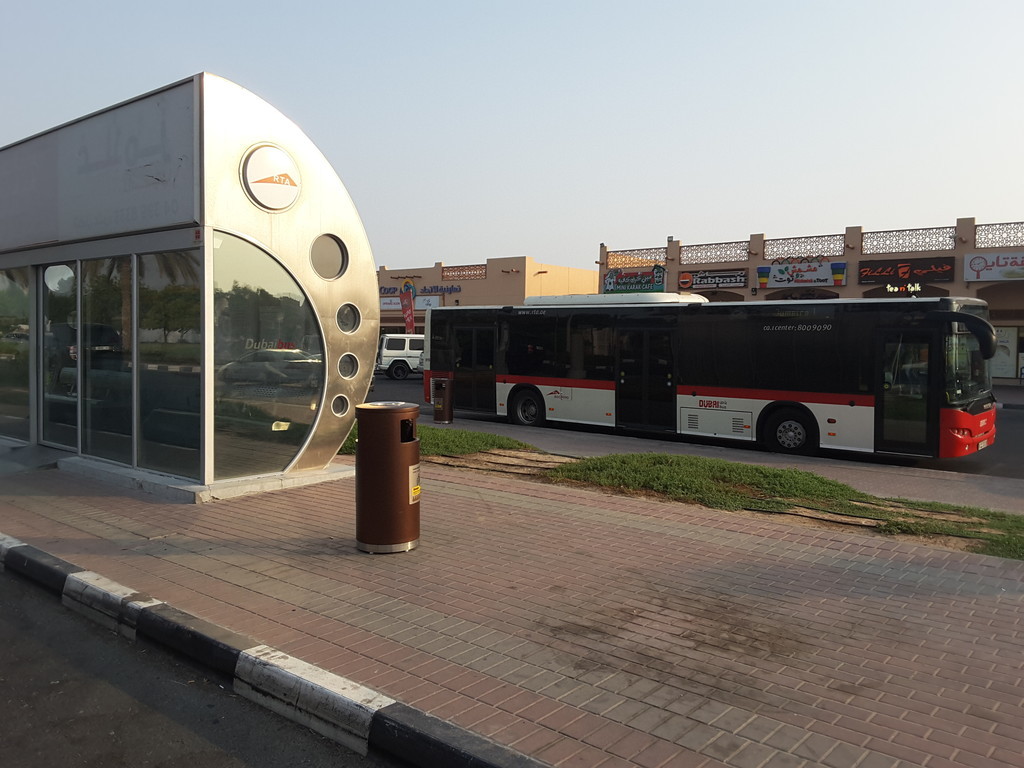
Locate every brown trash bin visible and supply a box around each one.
[355,401,420,553]
[431,375,454,424]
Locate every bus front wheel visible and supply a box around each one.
[763,409,818,455]
[510,389,546,427]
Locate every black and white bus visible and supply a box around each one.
[424,294,997,458]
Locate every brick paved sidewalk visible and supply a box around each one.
[2,460,1022,768]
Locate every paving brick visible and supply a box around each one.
[534,734,586,766]
[574,716,631,748]
[630,739,690,768]
[2,462,1023,768]
[849,752,900,768]
[675,723,726,753]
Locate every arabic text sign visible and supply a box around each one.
[1,81,197,251]
[756,259,846,288]
[399,279,417,332]
[604,266,666,293]
[966,252,1024,281]
[858,257,954,284]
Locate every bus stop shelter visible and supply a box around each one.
[0,73,378,498]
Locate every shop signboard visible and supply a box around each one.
[858,257,955,284]
[755,257,846,289]
[678,269,747,290]
[380,284,461,295]
[965,252,1024,281]
[603,265,666,293]
[380,296,441,311]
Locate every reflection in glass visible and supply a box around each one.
[213,233,323,479]
[338,354,358,379]
[0,268,31,441]
[881,337,929,445]
[138,251,202,479]
[310,234,348,280]
[336,304,360,333]
[42,264,78,448]
[81,256,132,463]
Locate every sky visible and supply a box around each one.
[4,1,1023,271]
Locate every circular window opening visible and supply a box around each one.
[336,304,360,333]
[331,395,350,416]
[311,235,349,280]
[338,354,359,379]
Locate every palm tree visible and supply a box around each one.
[81,250,201,350]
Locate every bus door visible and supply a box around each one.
[875,329,939,455]
[453,326,496,412]
[616,328,675,431]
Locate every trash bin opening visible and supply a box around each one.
[400,418,416,443]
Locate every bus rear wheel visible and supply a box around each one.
[764,409,818,455]
[510,389,545,427]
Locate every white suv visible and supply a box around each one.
[375,334,424,379]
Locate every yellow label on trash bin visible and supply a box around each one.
[409,463,421,505]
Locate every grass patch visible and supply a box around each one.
[547,453,869,512]
[339,423,534,456]
[546,453,1024,560]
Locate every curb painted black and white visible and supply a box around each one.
[0,532,548,768]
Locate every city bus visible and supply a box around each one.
[423,294,997,458]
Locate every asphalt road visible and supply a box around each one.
[369,375,1024,481]
[0,569,407,768]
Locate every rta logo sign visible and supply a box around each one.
[241,144,301,211]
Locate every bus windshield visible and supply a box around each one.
[945,332,991,405]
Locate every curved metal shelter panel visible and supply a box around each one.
[200,74,378,474]
[0,73,378,488]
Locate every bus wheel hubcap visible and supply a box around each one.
[778,421,805,448]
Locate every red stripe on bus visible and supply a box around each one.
[677,385,875,408]
[497,375,617,391]
[451,374,875,406]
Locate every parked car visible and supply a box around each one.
[375,334,423,380]
[219,348,322,388]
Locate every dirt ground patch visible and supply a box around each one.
[423,449,577,474]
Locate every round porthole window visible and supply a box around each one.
[338,354,359,379]
[331,395,350,417]
[311,235,348,280]
[336,304,360,333]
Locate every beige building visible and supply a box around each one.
[599,217,1024,382]
[377,255,597,334]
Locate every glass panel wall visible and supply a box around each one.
[41,264,78,448]
[138,250,202,479]
[81,257,132,463]
[213,233,323,479]
[0,268,31,441]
